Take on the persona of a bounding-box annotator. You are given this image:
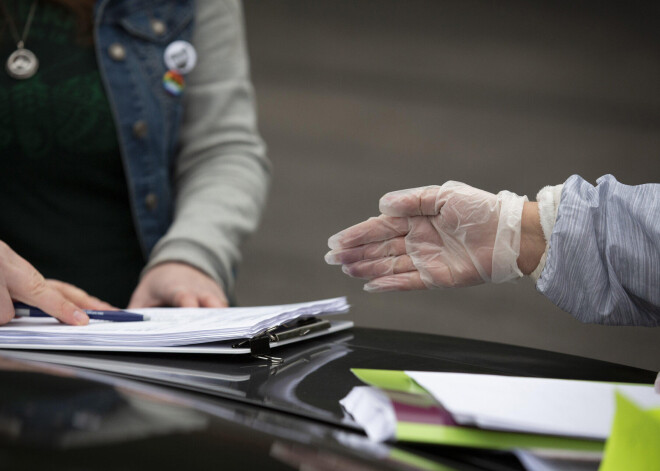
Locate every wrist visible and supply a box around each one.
[517,202,545,275]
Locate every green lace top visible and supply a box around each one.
[0,1,144,307]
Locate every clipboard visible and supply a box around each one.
[0,330,356,403]
[0,318,354,364]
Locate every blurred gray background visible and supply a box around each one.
[236,0,660,371]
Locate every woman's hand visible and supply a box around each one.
[325,181,541,292]
[128,262,228,308]
[0,241,113,325]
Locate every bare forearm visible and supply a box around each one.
[517,202,545,275]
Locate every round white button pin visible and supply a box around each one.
[163,40,197,74]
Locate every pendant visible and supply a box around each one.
[6,48,39,80]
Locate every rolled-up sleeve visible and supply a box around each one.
[537,175,660,326]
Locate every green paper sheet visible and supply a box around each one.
[599,393,660,471]
[352,368,429,394]
[396,422,602,452]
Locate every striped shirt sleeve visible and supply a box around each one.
[536,174,660,326]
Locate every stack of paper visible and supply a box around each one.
[406,371,660,440]
[341,369,660,451]
[0,297,349,347]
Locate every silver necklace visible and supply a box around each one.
[1,0,38,79]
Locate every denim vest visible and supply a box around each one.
[93,0,194,258]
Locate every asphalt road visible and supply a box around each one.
[236,0,660,371]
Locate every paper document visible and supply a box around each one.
[342,369,604,453]
[0,297,349,347]
[341,386,397,442]
[406,371,660,440]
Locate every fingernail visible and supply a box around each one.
[341,265,351,275]
[73,310,89,325]
[328,234,345,249]
[379,191,399,206]
[324,251,338,264]
[363,283,379,293]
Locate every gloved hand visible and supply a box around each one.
[325,181,528,292]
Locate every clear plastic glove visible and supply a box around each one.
[325,181,528,292]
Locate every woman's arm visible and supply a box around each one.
[133,0,271,306]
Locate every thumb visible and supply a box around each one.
[32,292,90,326]
[379,182,466,216]
[1,246,89,325]
[127,281,156,309]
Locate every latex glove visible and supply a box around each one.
[325,182,527,292]
[0,241,114,325]
[128,262,228,308]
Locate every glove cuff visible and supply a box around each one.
[530,184,564,281]
[492,191,528,283]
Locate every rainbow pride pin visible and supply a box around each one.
[163,70,185,96]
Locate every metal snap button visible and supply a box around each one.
[132,120,148,139]
[145,193,158,211]
[151,19,167,36]
[108,43,126,61]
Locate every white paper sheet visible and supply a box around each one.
[0,297,349,347]
[406,371,660,440]
[340,386,396,442]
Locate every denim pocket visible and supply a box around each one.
[118,1,193,45]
